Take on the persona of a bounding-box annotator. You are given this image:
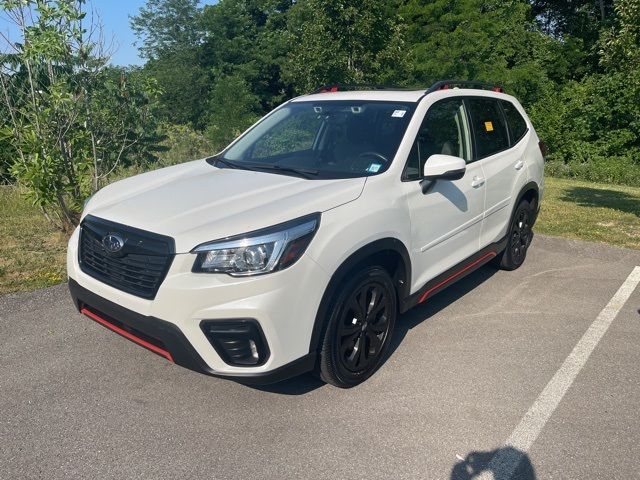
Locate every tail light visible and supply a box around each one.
[538,141,548,159]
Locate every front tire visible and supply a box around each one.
[318,266,397,388]
[496,199,534,271]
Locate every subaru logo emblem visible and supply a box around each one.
[102,233,125,253]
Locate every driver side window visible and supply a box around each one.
[403,98,472,181]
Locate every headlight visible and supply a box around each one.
[191,213,320,276]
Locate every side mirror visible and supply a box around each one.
[422,154,466,181]
[420,154,466,194]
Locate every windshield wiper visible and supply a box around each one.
[206,156,242,170]
[207,156,319,179]
[244,163,320,179]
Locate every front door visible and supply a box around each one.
[401,97,486,292]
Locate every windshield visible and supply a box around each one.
[216,100,416,179]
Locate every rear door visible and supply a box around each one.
[466,97,527,247]
[401,97,486,290]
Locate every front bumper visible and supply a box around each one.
[66,225,329,383]
[68,279,316,384]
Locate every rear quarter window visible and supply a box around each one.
[467,98,509,159]
[501,100,528,145]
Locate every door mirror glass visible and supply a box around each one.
[422,154,466,181]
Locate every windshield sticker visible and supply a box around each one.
[351,106,362,114]
[391,109,406,118]
[367,163,382,173]
[485,121,494,132]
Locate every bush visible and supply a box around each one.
[156,124,214,167]
[530,71,640,186]
[205,75,261,152]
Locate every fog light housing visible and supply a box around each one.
[200,319,270,366]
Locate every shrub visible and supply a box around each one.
[530,71,640,186]
[156,124,215,167]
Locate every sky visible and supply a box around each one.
[0,0,217,66]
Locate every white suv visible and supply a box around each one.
[67,81,544,387]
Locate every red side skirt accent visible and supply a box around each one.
[418,251,497,304]
[80,307,174,362]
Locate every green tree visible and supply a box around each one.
[200,0,294,110]
[401,0,554,105]
[529,0,640,186]
[130,0,202,60]
[205,74,260,151]
[0,0,160,230]
[283,0,407,93]
[530,0,615,73]
[142,50,209,127]
[599,0,640,71]
[131,0,208,126]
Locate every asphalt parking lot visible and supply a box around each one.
[1,235,639,480]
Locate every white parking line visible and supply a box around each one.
[479,266,640,480]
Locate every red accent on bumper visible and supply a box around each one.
[419,251,497,303]
[80,307,174,362]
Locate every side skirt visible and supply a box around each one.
[400,236,508,313]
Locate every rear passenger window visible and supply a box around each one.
[501,100,528,144]
[467,98,509,159]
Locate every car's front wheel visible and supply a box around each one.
[318,266,397,388]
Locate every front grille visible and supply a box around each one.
[79,215,175,299]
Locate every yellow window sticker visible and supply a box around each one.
[485,121,494,132]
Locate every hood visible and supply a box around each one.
[84,159,366,253]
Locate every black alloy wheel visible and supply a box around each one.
[318,266,397,387]
[510,206,531,265]
[337,282,392,372]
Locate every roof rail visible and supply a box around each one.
[313,83,412,94]
[426,80,504,94]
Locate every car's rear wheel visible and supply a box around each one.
[318,266,397,388]
[495,199,533,271]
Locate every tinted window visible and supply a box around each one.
[501,100,528,144]
[467,98,509,159]
[403,98,472,181]
[222,101,415,179]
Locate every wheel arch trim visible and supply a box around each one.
[514,180,540,224]
[308,237,411,355]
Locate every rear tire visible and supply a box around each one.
[495,199,534,271]
[317,266,397,388]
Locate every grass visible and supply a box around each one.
[0,176,638,294]
[0,186,68,295]
[536,177,640,250]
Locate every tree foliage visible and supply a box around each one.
[283,0,407,92]
[130,0,207,126]
[130,0,202,60]
[0,0,160,230]
[1,0,639,235]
